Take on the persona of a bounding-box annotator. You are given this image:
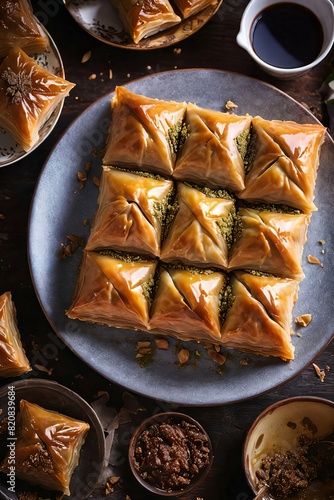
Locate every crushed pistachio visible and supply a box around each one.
[232,210,243,242]
[99,250,147,262]
[153,186,175,223]
[2,67,33,105]
[141,277,155,305]
[216,205,237,248]
[235,128,251,161]
[162,199,179,239]
[184,181,234,200]
[219,279,235,324]
[242,126,257,174]
[167,119,189,154]
[167,263,215,275]
[248,269,272,277]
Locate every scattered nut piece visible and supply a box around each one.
[109,69,113,79]
[85,161,91,171]
[178,348,190,364]
[0,213,5,220]
[136,341,151,349]
[127,73,131,77]
[307,255,321,265]
[295,314,312,327]
[319,239,325,245]
[77,171,87,182]
[34,364,53,376]
[155,338,169,350]
[225,100,238,110]
[173,47,182,54]
[147,65,152,70]
[207,348,226,366]
[88,73,97,80]
[81,50,91,63]
[93,176,100,186]
[313,363,325,382]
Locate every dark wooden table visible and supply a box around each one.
[0,1,333,499]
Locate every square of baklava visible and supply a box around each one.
[0,47,75,151]
[0,400,89,496]
[0,0,49,58]
[86,166,174,258]
[228,204,310,280]
[160,182,236,269]
[66,250,158,332]
[173,102,252,191]
[220,271,299,360]
[149,265,226,342]
[238,116,326,213]
[103,86,187,176]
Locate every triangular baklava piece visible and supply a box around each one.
[228,205,310,279]
[110,0,181,44]
[103,86,187,176]
[173,102,252,191]
[0,291,31,377]
[86,166,174,257]
[66,250,158,331]
[149,266,226,342]
[238,116,326,212]
[0,400,89,495]
[0,0,49,58]
[0,48,75,151]
[161,183,235,269]
[220,271,298,360]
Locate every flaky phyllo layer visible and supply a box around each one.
[67,86,327,361]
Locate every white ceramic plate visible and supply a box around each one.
[0,25,65,168]
[28,69,334,406]
[63,0,223,50]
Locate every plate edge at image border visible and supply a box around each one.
[27,69,334,406]
[63,0,223,50]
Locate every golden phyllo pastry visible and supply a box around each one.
[0,47,75,151]
[110,0,181,44]
[103,86,187,176]
[0,291,31,377]
[173,0,216,18]
[0,400,89,495]
[86,166,174,257]
[238,116,326,212]
[66,250,158,331]
[0,0,49,58]
[228,205,310,280]
[173,102,252,191]
[161,183,235,269]
[149,266,226,342]
[220,271,299,360]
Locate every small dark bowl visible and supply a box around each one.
[128,412,213,497]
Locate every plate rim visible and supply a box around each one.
[27,68,334,406]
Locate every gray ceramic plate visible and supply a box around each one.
[0,379,105,499]
[63,0,223,50]
[28,69,334,406]
[0,25,65,168]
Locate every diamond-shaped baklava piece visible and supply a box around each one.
[220,271,299,360]
[103,86,187,176]
[86,166,174,257]
[173,102,252,191]
[228,205,310,280]
[238,116,326,212]
[0,291,31,377]
[66,250,158,331]
[161,183,235,269]
[0,47,75,151]
[0,400,89,495]
[149,266,226,342]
